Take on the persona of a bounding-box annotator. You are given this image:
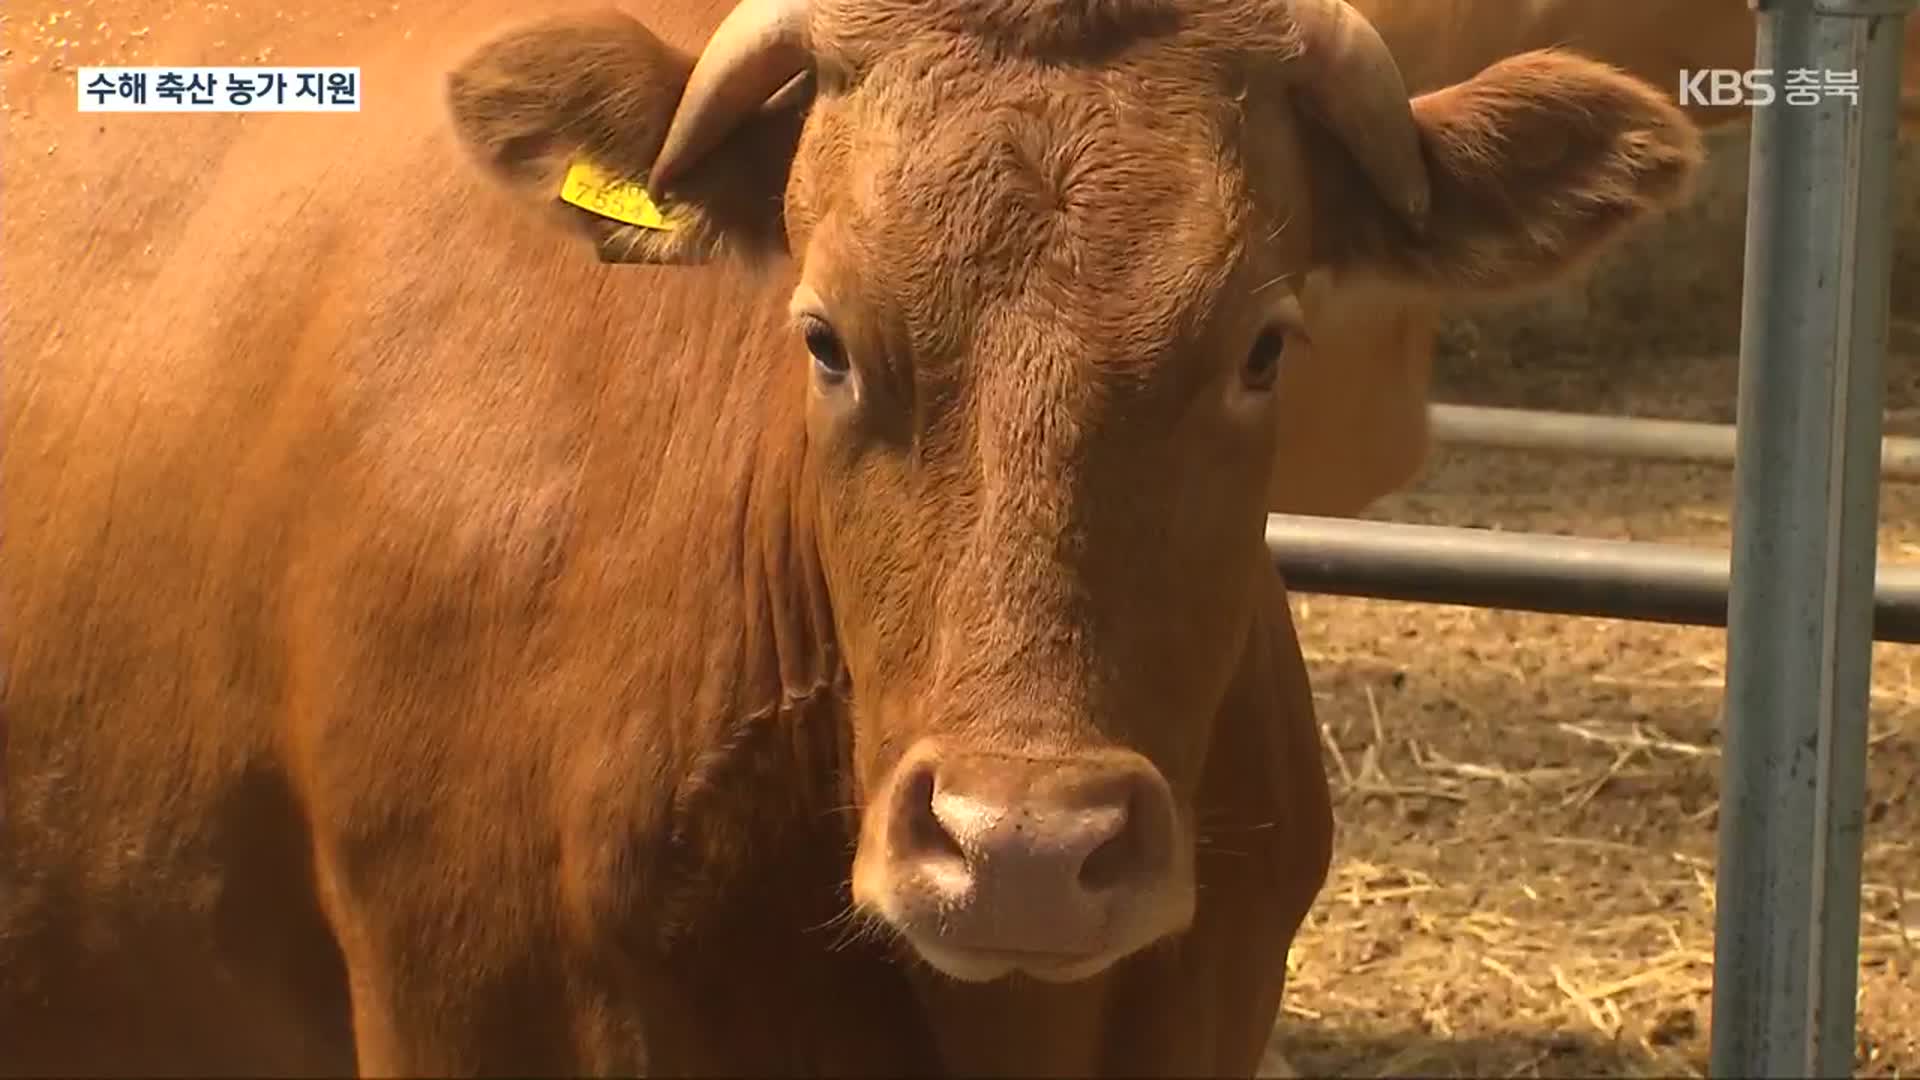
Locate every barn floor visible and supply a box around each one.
[1271,308,1920,1078]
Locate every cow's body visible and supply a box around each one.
[1,5,1330,1074]
[2,1,1698,1075]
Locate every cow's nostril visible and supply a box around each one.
[899,762,965,863]
[1076,799,1138,893]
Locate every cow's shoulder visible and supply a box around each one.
[4,0,837,950]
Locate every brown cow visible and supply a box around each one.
[0,0,1700,1074]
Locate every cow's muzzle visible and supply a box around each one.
[852,739,1195,983]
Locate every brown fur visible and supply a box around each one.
[4,1,1700,1074]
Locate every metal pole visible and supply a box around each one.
[1713,0,1910,1075]
[1426,403,1920,483]
[1264,514,1920,643]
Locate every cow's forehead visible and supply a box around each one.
[799,60,1258,371]
[810,0,1295,69]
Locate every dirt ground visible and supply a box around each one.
[1271,131,1920,1078]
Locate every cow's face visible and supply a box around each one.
[788,25,1313,985]
[777,0,1699,984]
[447,0,1700,985]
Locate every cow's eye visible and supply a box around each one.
[1242,326,1286,391]
[802,316,850,382]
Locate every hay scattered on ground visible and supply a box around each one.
[1278,592,1919,1077]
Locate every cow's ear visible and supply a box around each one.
[1306,49,1705,303]
[445,9,804,266]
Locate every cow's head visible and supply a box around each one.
[448,0,1700,983]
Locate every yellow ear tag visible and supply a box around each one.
[559,159,676,231]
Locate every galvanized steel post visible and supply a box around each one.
[1713,0,1911,1075]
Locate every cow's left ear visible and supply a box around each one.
[445,9,805,266]
[1306,49,1705,302]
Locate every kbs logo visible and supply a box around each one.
[1678,68,1861,108]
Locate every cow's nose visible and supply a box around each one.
[881,750,1179,958]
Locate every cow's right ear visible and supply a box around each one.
[445,9,804,265]
[1301,49,1704,304]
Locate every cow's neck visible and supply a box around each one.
[602,259,858,939]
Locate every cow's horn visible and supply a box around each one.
[1282,0,1430,230]
[651,0,812,191]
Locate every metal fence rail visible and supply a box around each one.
[1714,1,1909,1075]
[1428,403,1920,482]
[1264,515,1920,643]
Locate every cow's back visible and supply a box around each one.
[0,3,847,1073]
